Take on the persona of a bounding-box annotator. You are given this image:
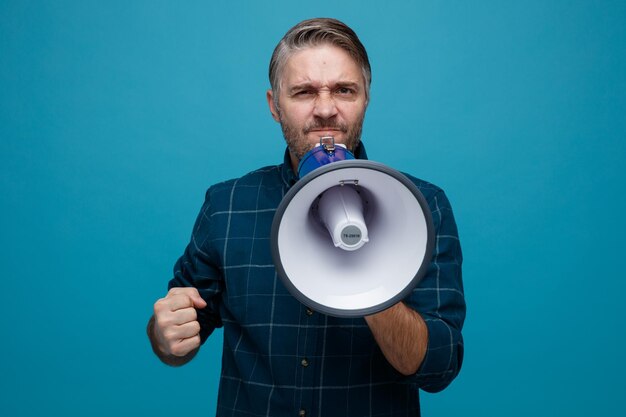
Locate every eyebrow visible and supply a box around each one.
[288,81,361,93]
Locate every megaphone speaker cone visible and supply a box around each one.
[271,160,434,318]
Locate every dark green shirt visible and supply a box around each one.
[169,144,465,417]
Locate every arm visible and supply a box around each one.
[364,302,428,375]
[367,188,465,391]
[147,188,224,365]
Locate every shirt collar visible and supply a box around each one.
[279,141,369,189]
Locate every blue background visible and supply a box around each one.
[1,1,625,415]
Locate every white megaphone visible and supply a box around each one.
[271,137,434,317]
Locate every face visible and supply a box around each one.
[267,44,369,170]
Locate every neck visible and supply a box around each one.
[289,152,299,176]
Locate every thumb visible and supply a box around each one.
[190,292,207,309]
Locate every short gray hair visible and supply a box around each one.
[269,18,371,101]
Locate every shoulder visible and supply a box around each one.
[203,164,285,210]
[400,172,446,203]
[400,172,457,226]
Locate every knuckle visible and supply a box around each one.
[154,310,172,326]
[162,327,177,341]
[169,287,196,296]
[170,344,186,357]
[153,298,167,313]
[187,335,200,350]
[192,321,201,335]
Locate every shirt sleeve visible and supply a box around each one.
[168,188,224,344]
[404,189,466,393]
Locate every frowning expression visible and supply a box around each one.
[267,44,369,169]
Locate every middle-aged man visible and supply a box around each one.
[148,17,465,417]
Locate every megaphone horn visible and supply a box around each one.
[271,138,434,317]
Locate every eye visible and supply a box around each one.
[294,90,314,97]
[336,87,355,96]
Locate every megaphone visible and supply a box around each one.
[271,137,434,317]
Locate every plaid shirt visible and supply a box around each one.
[169,144,465,417]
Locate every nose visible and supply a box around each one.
[313,92,338,120]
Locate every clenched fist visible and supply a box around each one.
[151,287,207,359]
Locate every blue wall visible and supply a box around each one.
[1,1,624,415]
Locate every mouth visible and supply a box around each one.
[304,120,348,134]
[307,128,345,136]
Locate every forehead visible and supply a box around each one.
[281,44,364,87]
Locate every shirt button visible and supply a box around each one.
[299,409,306,417]
[306,308,314,316]
[301,358,309,367]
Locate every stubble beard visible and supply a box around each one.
[278,111,366,161]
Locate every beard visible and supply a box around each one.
[278,112,365,161]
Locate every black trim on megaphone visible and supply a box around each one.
[271,160,435,318]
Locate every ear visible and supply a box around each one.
[266,89,280,122]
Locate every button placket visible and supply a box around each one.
[297,305,318,416]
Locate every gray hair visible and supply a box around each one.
[269,18,371,103]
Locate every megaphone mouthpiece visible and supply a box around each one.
[317,185,369,251]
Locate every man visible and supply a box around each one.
[148,18,465,416]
